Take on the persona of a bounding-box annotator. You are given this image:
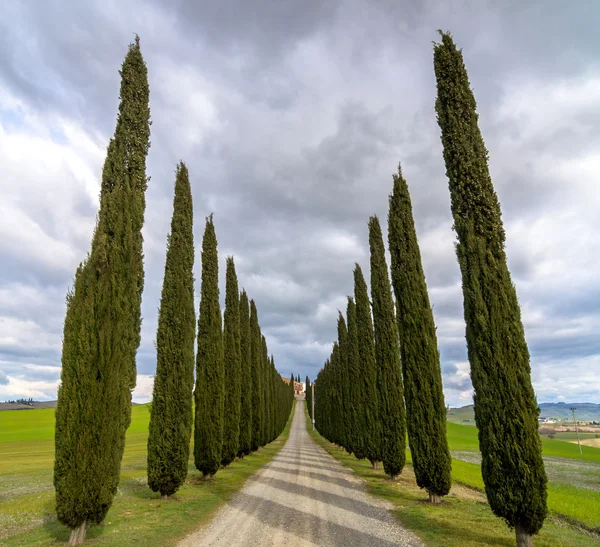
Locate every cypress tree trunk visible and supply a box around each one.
[147,162,195,497]
[434,31,547,539]
[368,216,406,479]
[345,297,361,458]
[353,264,379,466]
[250,300,263,452]
[221,257,242,466]
[54,37,150,542]
[237,290,252,457]
[194,215,224,478]
[388,165,452,499]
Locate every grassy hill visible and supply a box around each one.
[447,402,600,423]
[446,405,475,424]
[0,401,58,411]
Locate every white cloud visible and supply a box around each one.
[132,374,155,403]
[0,1,599,409]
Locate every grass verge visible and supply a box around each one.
[0,401,295,546]
[305,408,599,547]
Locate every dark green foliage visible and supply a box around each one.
[345,297,361,458]
[337,313,351,452]
[354,264,379,464]
[54,37,150,536]
[261,334,271,446]
[434,31,547,534]
[329,342,341,446]
[237,290,252,457]
[388,167,451,495]
[221,257,241,467]
[250,300,263,452]
[147,162,195,497]
[268,356,276,442]
[305,376,312,419]
[368,216,406,478]
[194,216,224,477]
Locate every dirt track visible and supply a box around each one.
[178,401,422,546]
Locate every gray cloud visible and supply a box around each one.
[0,370,9,385]
[1,0,599,406]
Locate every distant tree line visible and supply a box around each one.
[311,31,547,547]
[5,398,37,405]
[53,37,293,546]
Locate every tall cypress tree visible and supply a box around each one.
[305,375,312,419]
[221,257,241,466]
[336,313,351,452]
[237,290,252,457]
[353,264,379,467]
[194,215,224,478]
[388,165,452,501]
[147,162,195,498]
[329,342,342,446]
[261,334,271,446]
[271,357,278,441]
[434,31,547,545]
[345,297,361,458]
[54,37,150,546]
[250,300,263,452]
[368,216,406,479]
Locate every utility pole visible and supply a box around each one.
[570,406,582,455]
[312,382,315,431]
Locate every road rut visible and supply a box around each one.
[178,401,422,546]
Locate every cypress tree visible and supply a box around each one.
[194,215,224,478]
[353,264,379,467]
[237,290,252,457]
[54,37,150,545]
[305,376,312,419]
[261,334,271,446]
[270,356,277,441]
[368,216,406,479]
[345,297,361,458]
[329,342,342,445]
[434,31,547,545]
[147,162,195,498]
[336,313,351,452]
[221,257,241,466]
[250,300,263,452]
[388,165,452,501]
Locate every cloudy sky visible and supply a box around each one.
[1,0,599,407]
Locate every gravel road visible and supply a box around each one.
[178,401,422,546]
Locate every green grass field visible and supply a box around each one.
[0,402,294,546]
[446,421,600,531]
[307,409,600,546]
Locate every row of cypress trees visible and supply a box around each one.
[185,214,292,482]
[54,38,293,546]
[315,31,547,547]
[314,204,451,502]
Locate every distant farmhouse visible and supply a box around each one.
[538,417,557,424]
[281,376,304,396]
